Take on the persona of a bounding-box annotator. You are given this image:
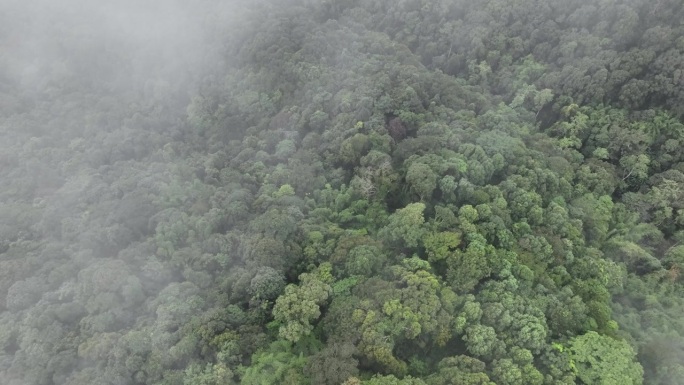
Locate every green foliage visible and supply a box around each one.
[345,245,386,277]
[304,343,359,385]
[340,134,371,165]
[406,162,438,200]
[379,203,426,249]
[361,375,428,385]
[241,341,309,385]
[463,324,505,360]
[249,267,286,301]
[423,232,462,262]
[3,1,683,384]
[426,356,495,385]
[568,332,644,385]
[445,234,494,293]
[272,267,332,342]
[183,363,236,385]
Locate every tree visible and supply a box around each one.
[379,203,426,249]
[242,341,309,385]
[272,266,332,343]
[406,162,437,200]
[345,244,386,277]
[546,288,591,336]
[426,355,495,385]
[620,154,651,185]
[304,343,359,385]
[568,332,644,385]
[463,324,505,360]
[423,231,462,262]
[183,362,236,385]
[349,257,457,375]
[387,117,407,143]
[446,233,493,293]
[5,277,45,311]
[362,374,428,385]
[340,134,371,165]
[249,267,286,301]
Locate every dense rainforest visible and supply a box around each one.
[1,0,684,384]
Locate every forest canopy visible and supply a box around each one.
[1,0,684,384]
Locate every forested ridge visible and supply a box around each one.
[1,0,684,384]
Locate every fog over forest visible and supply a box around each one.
[1,0,684,384]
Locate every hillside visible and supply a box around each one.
[1,0,683,384]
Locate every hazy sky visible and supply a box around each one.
[0,0,249,98]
